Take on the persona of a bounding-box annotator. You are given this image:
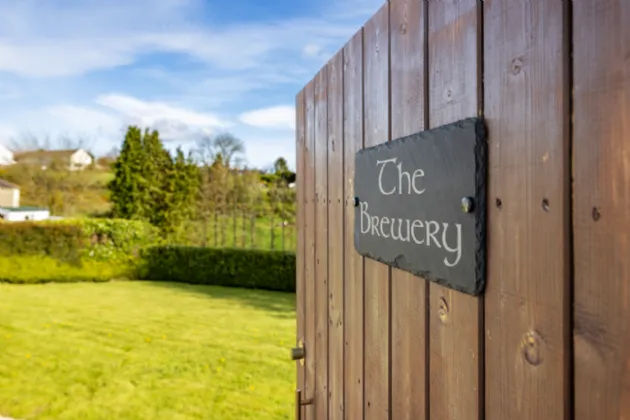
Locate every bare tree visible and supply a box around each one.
[8,131,52,152]
[57,133,95,151]
[213,132,245,168]
[193,132,245,167]
[191,132,249,246]
[8,131,94,153]
[194,135,217,166]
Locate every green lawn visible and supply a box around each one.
[0,282,296,419]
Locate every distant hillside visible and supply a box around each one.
[0,164,113,217]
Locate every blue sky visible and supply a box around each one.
[0,0,381,170]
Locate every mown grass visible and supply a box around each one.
[0,255,133,284]
[0,282,296,419]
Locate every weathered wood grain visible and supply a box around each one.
[327,49,344,420]
[573,1,630,418]
[484,0,570,418]
[389,0,428,419]
[342,29,364,420]
[304,80,316,420]
[295,87,306,420]
[363,4,390,420]
[314,68,329,420]
[427,1,482,419]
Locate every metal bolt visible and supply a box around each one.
[354,197,360,207]
[461,197,474,213]
[291,346,305,361]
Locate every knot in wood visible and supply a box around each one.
[592,207,601,221]
[399,22,407,35]
[438,297,449,321]
[522,331,543,366]
[542,198,550,212]
[511,57,523,75]
[444,88,453,103]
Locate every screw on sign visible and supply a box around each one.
[461,197,475,213]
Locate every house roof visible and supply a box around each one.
[0,178,18,189]
[14,149,80,162]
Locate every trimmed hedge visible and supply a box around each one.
[0,218,159,284]
[0,220,297,289]
[139,246,296,292]
[0,255,132,284]
[0,222,84,263]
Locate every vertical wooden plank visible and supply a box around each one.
[484,1,570,418]
[573,1,630,418]
[343,29,364,420]
[363,4,390,420]
[304,80,316,420]
[314,68,329,420]
[389,0,428,419]
[295,88,306,419]
[427,1,482,419]
[327,50,345,420]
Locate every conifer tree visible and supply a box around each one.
[108,126,145,219]
[110,126,202,237]
[168,147,200,231]
[140,129,173,230]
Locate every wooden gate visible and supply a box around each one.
[294,0,630,419]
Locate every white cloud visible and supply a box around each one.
[0,0,201,77]
[0,0,376,78]
[0,95,231,154]
[44,105,121,134]
[302,44,324,59]
[96,94,227,129]
[0,40,136,78]
[239,106,295,130]
[0,106,124,152]
[92,94,230,143]
[0,0,383,167]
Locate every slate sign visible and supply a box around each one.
[354,117,487,296]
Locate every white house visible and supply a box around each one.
[0,179,19,207]
[0,206,51,222]
[0,179,51,222]
[0,144,14,166]
[14,148,93,171]
[67,148,93,170]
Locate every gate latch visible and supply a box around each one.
[295,389,313,420]
[291,339,305,365]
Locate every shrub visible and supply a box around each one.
[0,222,84,263]
[0,218,159,283]
[139,246,296,292]
[67,218,160,262]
